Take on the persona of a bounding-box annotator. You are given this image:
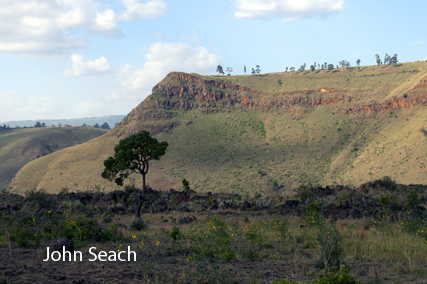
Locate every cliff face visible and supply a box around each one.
[342,93,427,114]
[150,72,427,116]
[152,72,352,113]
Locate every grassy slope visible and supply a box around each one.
[10,62,427,195]
[0,127,108,190]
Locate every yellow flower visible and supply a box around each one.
[132,235,136,239]
[141,241,144,245]
[118,250,120,252]
[48,211,50,213]
[156,241,160,246]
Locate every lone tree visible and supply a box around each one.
[216,65,224,76]
[356,59,361,68]
[101,131,168,219]
[375,54,381,66]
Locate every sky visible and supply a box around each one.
[0,0,426,122]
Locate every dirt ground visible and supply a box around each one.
[2,211,427,284]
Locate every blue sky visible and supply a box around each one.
[0,0,426,122]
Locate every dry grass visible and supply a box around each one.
[9,61,427,196]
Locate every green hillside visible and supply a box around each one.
[0,126,108,191]
[10,61,427,195]
[0,115,125,128]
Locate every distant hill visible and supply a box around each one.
[10,61,427,195]
[0,115,125,128]
[0,126,108,191]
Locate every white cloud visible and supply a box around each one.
[118,0,166,21]
[153,31,171,41]
[111,42,221,101]
[76,101,106,116]
[234,0,344,22]
[0,90,56,121]
[0,0,166,57]
[412,38,424,46]
[91,8,123,38]
[64,54,112,77]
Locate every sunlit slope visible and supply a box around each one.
[10,61,427,195]
[0,127,107,190]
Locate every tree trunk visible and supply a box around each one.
[134,174,146,219]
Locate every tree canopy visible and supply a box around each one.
[216,65,224,76]
[102,131,168,219]
[102,131,168,188]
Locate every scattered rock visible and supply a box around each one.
[178,216,193,224]
[53,238,74,253]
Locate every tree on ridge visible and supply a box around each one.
[216,65,224,76]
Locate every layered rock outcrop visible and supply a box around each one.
[152,71,427,115]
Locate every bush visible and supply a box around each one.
[130,218,147,231]
[315,221,344,271]
[25,189,54,210]
[188,216,237,262]
[102,214,112,223]
[170,226,182,240]
[302,203,324,229]
[124,185,138,194]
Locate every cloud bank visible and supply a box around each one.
[111,42,221,101]
[0,90,57,121]
[64,54,111,77]
[0,0,166,57]
[234,0,344,22]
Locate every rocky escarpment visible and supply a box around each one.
[152,72,353,113]
[151,72,427,115]
[342,75,427,114]
[158,72,343,96]
[414,76,427,89]
[342,93,427,114]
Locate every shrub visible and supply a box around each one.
[102,214,112,223]
[130,218,147,231]
[170,226,182,240]
[315,221,344,271]
[178,216,192,224]
[188,216,236,262]
[63,214,102,242]
[124,185,138,194]
[25,189,54,210]
[269,216,289,239]
[406,189,420,210]
[301,203,324,229]
[99,223,124,242]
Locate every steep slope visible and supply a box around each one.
[10,61,427,195]
[0,127,108,191]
